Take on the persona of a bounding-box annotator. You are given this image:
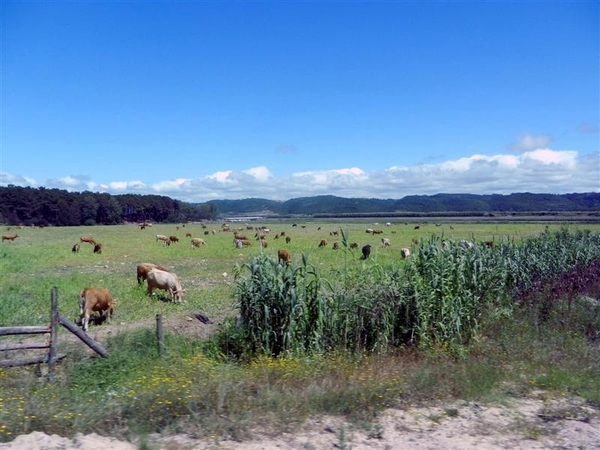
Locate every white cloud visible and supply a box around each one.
[523,149,577,167]
[2,148,598,202]
[509,133,553,152]
[243,166,272,181]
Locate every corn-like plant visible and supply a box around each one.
[229,228,600,357]
[234,252,331,356]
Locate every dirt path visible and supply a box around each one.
[2,392,598,449]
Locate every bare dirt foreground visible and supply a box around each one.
[1,392,599,450]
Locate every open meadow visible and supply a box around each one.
[1,219,600,449]
[2,219,597,329]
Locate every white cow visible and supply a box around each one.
[146,269,184,303]
[400,247,411,259]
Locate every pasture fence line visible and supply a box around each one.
[0,287,108,379]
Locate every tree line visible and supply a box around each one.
[0,186,218,226]
[1,185,598,227]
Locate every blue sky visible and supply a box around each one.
[1,1,598,203]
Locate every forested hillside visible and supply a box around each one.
[0,185,598,226]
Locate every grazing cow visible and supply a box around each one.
[80,236,96,245]
[146,269,184,303]
[400,247,411,259]
[381,238,391,247]
[411,237,419,245]
[78,287,116,332]
[372,229,383,235]
[234,239,244,249]
[185,232,192,238]
[460,240,474,250]
[169,235,179,243]
[332,241,340,250]
[72,243,80,253]
[285,236,291,244]
[93,243,103,254]
[238,238,252,247]
[191,238,206,248]
[318,239,328,248]
[414,225,420,230]
[137,262,168,284]
[366,228,374,234]
[2,233,19,242]
[361,244,372,260]
[259,238,268,249]
[350,242,359,249]
[156,234,171,246]
[483,240,495,248]
[277,248,291,265]
[330,230,339,236]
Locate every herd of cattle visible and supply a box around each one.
[3,221,486,333]
[78,262,185,331]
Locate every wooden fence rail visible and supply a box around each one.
[0,287,108,378]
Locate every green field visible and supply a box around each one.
[2,220,597,328]
[1,220,599,444]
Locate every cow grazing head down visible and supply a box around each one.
[400,247,411,259]
[137,262,168,284]
[277,248,291,265]
[2,233,19,242]
[361,244,372,260]
[93,243,103,254]
[78,287,116,332]
[72,243,80,253]
[146,268,184,303]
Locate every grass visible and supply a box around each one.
[0,220,599,443]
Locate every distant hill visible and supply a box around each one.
[206,192,600,217]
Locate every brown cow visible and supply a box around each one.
[78,287,116,332]
[2,233,19,242]
[332,241,340,250]
[72,243,80,253]
[285,236,291,244]
[191,238,206,248]
[137,262,169,284]
[318,239,328,248]
[236,238,252,247]
[277,248,291,265]
[185,232,192,238]
[350,242,359,249]
[169,235,179,243]
[93,243,103,254]
[80,236,96,245]
[259,238,268,249]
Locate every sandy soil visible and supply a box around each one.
[1,392,598,450]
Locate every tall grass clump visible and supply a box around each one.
[230,252,330,356]
[226,228,600,358]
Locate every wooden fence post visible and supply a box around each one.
[156,314,164,357]
[46,287,59,380]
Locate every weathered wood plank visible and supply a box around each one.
[0,342,49,351]
[0,326,50,336]
[58,315,108,357]
[0,353,66,368]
